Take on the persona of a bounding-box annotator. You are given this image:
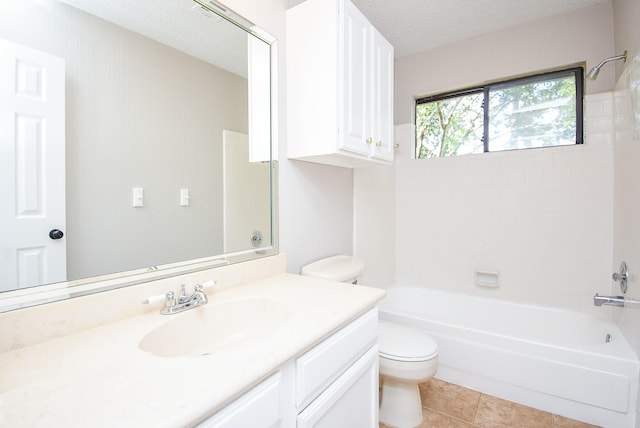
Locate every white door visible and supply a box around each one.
[0,39,66,291]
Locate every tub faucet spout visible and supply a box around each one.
[593,293,624,307]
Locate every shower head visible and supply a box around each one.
[586,50,628,80]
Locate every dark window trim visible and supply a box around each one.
[416,87,483,105]
[415,66,585,154]
[483,86,489,152]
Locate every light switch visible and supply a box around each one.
[180,188,190,207]
[132,187,144,207]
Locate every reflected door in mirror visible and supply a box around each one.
[0,39,66,291]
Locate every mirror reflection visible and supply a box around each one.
[0,0,275,301]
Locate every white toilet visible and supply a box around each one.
[301,255,439,428]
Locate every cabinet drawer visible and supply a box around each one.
[296,308,378,410]
[198,373,282,428]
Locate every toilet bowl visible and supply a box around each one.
[301,255,439,428]
[378,321,438,427]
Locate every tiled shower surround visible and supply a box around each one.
[395,77,640,316]
[394,91,618,317]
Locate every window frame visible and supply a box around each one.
[414,66,584,158]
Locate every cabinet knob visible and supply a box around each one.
[365,137,373,145]
[376,141,382,148]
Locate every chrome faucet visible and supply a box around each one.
[593,293,625,307]
[161,284,208,315]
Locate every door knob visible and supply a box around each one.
[49,229,64,240]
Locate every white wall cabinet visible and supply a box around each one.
[197,309,379,427]
[287,0,394,168]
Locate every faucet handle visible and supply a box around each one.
[192,280,217,292]
[612,261,629,293]
[142,294,165,305]
[179,284,190,303]
[199,280,217,290]
[165,291,176,308]
[194,283,208,302]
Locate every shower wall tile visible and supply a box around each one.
[394,93,614,316]
[585,92,614,135]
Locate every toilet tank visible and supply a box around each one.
[301,255,365,284]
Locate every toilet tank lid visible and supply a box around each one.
[301,255,364,282]
[378,321,438,361]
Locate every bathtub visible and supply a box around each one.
[378,286,639,428]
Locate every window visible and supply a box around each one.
[415,67,584,158]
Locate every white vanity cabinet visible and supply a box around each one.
[287,0,394,168]
[198,308,379,428]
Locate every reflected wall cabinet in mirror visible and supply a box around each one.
[287,0,394,168]
[0,0,278,311]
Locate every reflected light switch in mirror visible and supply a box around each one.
[180,188,190,207]
[132,187,144,207]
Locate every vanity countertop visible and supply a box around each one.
[0,273,385,427]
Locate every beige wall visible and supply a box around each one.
[613,0,640,80]
[394,3,615,124]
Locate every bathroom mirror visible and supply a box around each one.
[0,0,277,311]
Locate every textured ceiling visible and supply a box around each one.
[59,0,249,76]
[57,0,612,74]
[289,0,610,58]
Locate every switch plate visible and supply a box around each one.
[132,187,144,207]
[180,188,190,207]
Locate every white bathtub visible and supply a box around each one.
[378,286,639,428]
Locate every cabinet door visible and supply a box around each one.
[371,30,394,161]
[340,0,371,156]
[198,374,283,428]
[297,346,378,428]
[296,308,378,410]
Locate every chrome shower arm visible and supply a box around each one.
[586,50,628,80]
[594,52,627,70]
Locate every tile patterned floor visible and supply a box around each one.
[380,378,600,428]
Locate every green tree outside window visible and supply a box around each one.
[415,68,582,159]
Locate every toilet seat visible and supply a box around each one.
[378,321,438,362]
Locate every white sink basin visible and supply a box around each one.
[139,298,291,357]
